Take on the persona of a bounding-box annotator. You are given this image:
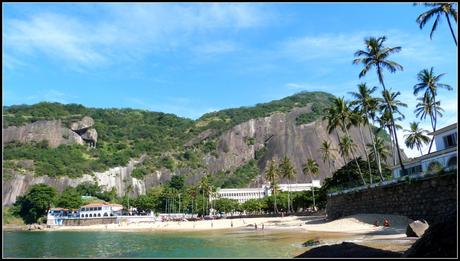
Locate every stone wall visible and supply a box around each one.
[326,173,457,224]
[63,217,117,226]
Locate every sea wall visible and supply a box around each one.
[326,173,457,224]
[62,217,117,226]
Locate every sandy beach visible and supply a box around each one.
[43,213,413,235]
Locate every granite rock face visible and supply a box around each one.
[203,106,402,185]
[70,116,94,132]
[2,120,84,148]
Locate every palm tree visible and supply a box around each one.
[353,35,407,175]
[349,83,384,181]
[404,122,431,156]
[279,156,296,213]
[368,136,391,165]
[413,68,452,153]
[376,110,404,166]
[350,108,375,184]
[265,159,279,214]
[319,140,336,176]
[339,135,366,186]
[415,3,458,45]
[126,184,133,213]
[302,159,320,211]
[199,175,210,217]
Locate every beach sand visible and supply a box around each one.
[45,213,413,236]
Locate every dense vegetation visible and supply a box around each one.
[3,91,336,180]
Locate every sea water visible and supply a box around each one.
[3,229,311,258]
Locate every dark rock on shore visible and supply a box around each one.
[406,219,429,237]
[295,242,403,258]
[403,211,457,257]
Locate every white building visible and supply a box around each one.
[210,180,321,203]
[78,202,123,218]
[392,123,457,178]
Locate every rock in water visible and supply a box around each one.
[404,211,457,257]
[406,219,429,237]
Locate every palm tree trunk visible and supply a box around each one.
[427,95,437,154]
[273,187,278,214]
[344,128,366,186]
[445,13,458,46]
[358,123,373,184]
[380,74,406,175]
[287,179,291,213]
[388,127,396,166]
[366,111,384,181]
[309,174,316,210]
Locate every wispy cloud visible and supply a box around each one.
[4,4,269,71]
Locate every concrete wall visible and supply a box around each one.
[62,217,117,226]
[326,173,457,224]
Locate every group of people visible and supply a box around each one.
[374,218,391,227]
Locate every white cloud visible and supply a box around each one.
[4,4,269,70]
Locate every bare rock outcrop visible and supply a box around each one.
[202,106,403,185]
[2,120,84,148]
[70,116,94,132]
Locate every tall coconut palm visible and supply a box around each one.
[349,83,384,181]
[415,3,458,45]
[302,159,320,211]
[368,136,391,165]
[319,140,336,176]
[353,36,407,175]
[339,135,366,186]
[279,156,296,213]
[265,159,279,214]
[404,122,431,156]
[376,110,404,166]
[350,108,375,184]
[413,68,452,153]
[199,175,210,216]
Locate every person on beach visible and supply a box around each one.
[383,218,390,227]
[211,221,213,228]
[255,223,257,230]
[231,221,233,228]
[262,223,264,230]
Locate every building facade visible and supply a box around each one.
[210,180,321,203]
[78,202,123,218]
[392,123,457,179]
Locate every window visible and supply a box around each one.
[443,133,457,148]
[98,207,102,211]
[98,213,101,217]
[104,213,108,217]
[447,156,457,168]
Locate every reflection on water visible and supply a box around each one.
[4,230,310,258]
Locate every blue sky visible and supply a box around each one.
[2,3,458,158]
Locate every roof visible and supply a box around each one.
[429,123,457,136]
[81,202,123,208]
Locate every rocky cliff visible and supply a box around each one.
[3,116,97,148]
[2,95,403,206]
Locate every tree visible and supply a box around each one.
[350,108,375,184]
[265,159,279,214]
[15,184,57,224]
[379,90,407,167]
[213,198,239,215]
[404,122,431,156]
[199,175,210,216]
[353,35,406,175]
[56,186,82,209]
[376,110,403,166]
[169,175,185,191]
[302,159,320,211]
[278,156,296,213]
[413,67,452,153]
[339,135,366,186]
[349,83,384,181]
[368,136,391,165]
[75,181,100,197]
[415,3,458,45]
[319,140,336,178]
